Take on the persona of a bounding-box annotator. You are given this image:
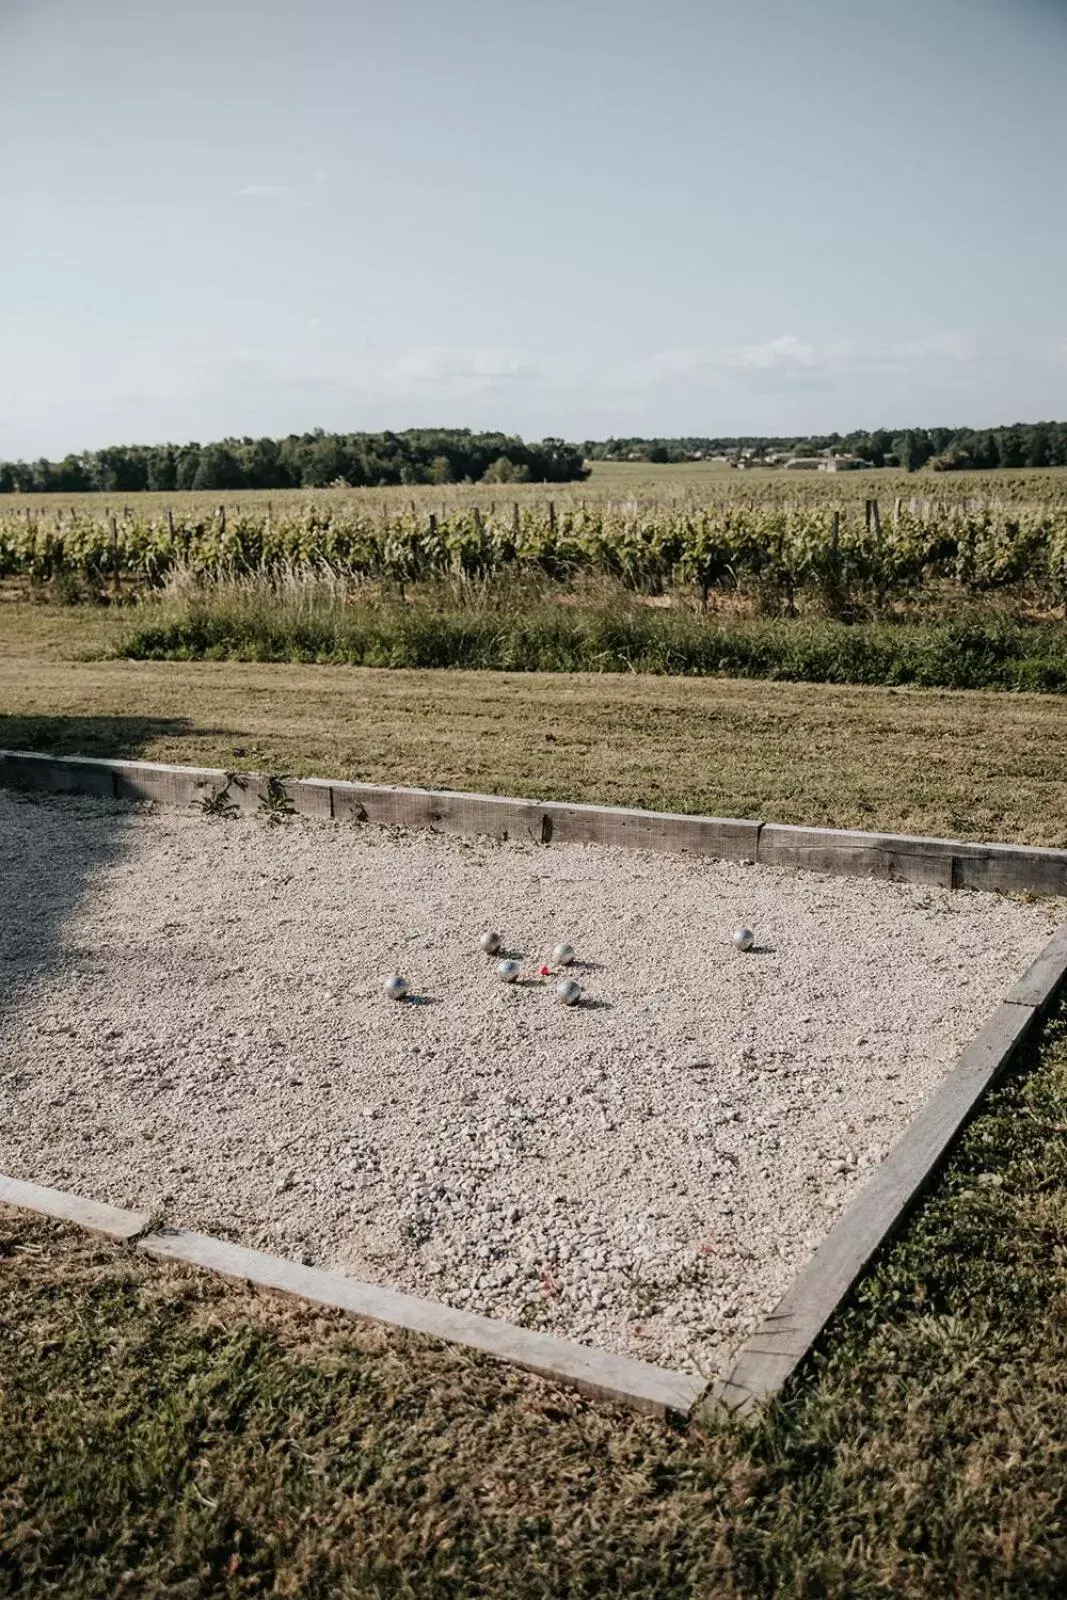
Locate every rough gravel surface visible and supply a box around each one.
[0,789,1060,1376]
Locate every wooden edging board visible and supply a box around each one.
[2,747,1067,896]
[714,923,1067,1416]
[1,749,1066,1419]
[0,1174,701,1418]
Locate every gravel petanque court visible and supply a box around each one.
[1,788,1061,1377]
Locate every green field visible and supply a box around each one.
[5,463,1067,691]
[8,459,1067,512]
[6,464,1067,606]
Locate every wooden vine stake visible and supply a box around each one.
[108,514,120,597]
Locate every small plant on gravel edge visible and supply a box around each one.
[198,773,243,818]
[258,773,295,826]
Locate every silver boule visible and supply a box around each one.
[480,930,502,955]
[732,927,755,952]
[552,942,576,967]
[383,973,409,1000]
[497,958,520,983]
[555,977,582,1006]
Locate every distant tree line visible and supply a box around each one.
[584,422,1067,472]
[8,421,1067,495]
[0,429,588,494]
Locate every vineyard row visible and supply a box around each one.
[4,500,1067,607]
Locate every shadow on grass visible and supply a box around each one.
[0,711,214,763]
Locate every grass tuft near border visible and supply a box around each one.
[117,586,1067,692]
[2,1008,1066,1596]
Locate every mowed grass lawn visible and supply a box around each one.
[2,601,1067,844]
[1,600,1067,1596]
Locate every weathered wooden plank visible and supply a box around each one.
[952,845,1067,897]
[110,759,227,808]
[758,823,1067,896]
[714,1000,1040,1415]
[757,823,958,885]
[0,749,117,798]
[139,1227,706,1418]
[330,782,545,841]
[1003,923,1067,1013]
[292,778,333,820]
[0,1173,151,1241]
[329,782,760,860]
[539,799,760,860]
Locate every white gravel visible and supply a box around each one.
[0,789,1060,1377]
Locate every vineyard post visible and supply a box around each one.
[218,504,226,538]
[871,499,882,538]
[108,514,120,597]
[512,502,520,540]
[698,512,710,613]
[828,509,843,618]
[548,501,557,537]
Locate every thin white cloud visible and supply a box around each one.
[647,333,978,385]
[384,346,533,385]
[18,344,542,424]
[237,173,328,202]
[236,183,291,199]
[724,334,820,371]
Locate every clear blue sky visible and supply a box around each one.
[2,0,1065,456]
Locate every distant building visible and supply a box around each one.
[782,456,822,470]
[820,455,874,472]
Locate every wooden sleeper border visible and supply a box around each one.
[2,748,1067,894]
[2,749,1067,1419]
[0,1173,702,1418]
